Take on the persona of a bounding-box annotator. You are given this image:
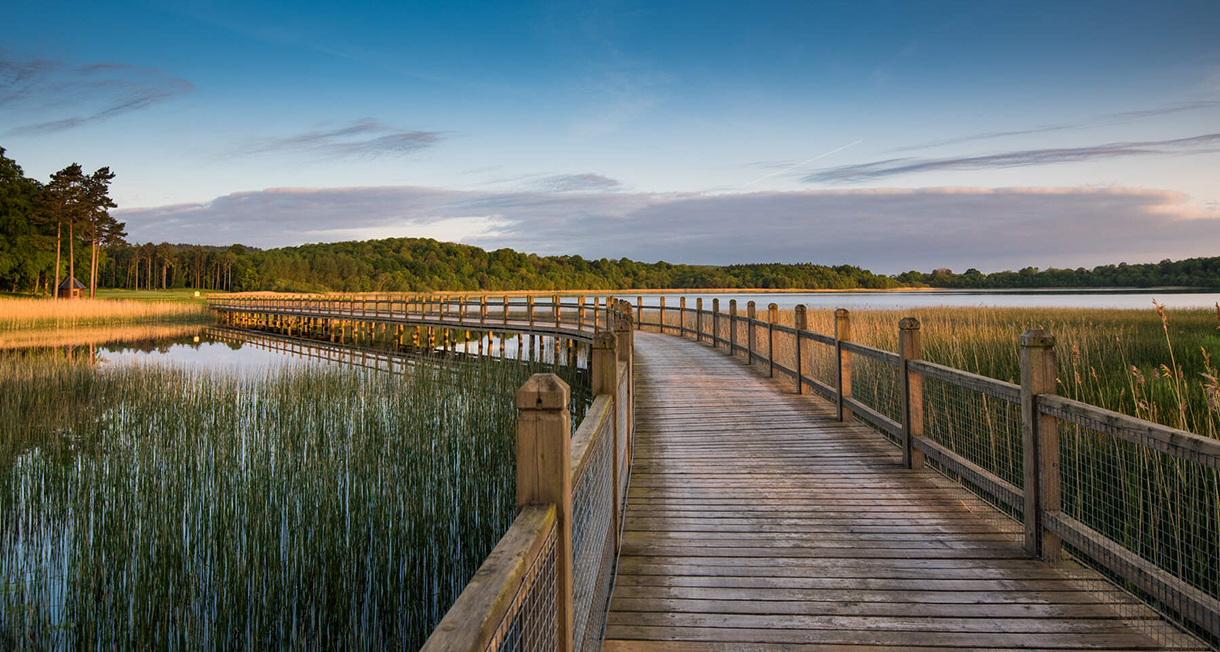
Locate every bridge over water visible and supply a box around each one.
[209,295,1219,652]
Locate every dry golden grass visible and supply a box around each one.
[0,298,207,331]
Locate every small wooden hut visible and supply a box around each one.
[57,277,86,299]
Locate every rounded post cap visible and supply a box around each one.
[729,299,737,307]
[1019,329,1055,348]
[712,298,719,306]
[516,373,570,409]
[835,308,850,318]
[768,303,778,311]
[899,317,921,330]
[696,298,703,306]
[794,304,807,313]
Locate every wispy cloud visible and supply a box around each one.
[1,54,193,135]
[891,101,1220,153]
[118,184,1220,273]
[234,119,444,159]
[804,132,1220,183]
[537,173,621,192]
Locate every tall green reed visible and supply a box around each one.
[0,352,587,651]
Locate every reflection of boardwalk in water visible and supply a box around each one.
[207,326,590,376]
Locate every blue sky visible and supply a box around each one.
[3,0,1219,272]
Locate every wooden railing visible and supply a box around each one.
[635,296,1220,648]
[208,294,637,652]
[207,294,617,338]
[421,306,634,652]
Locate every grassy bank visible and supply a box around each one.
[0,353,588,650]
[0,297,211,331]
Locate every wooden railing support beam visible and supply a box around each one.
[899,317,924,469]
[1020,329,1060,561]
[794,305,807,395]
[835,308,853,422]
[767,303,778,378]
[515,374,574,652]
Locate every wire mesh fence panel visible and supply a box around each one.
[801,337,838,401]
[569,415,616,652]
[918,371,1025,534]
[483,522,559,652]
[1039,401,1220,648]
[848,350,901,445]
[661,306,682,334]
[617,372,631,525]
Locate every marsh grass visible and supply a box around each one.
[0,351,587,651]
[0,298,208,331]
[743,305,1220,436]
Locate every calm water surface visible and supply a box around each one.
[611,289,1220,311]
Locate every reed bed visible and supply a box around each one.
[0,353,588,651]
[0,298,208,331]
[728,305,1220,436]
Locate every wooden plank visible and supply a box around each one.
[604,331,1181,652]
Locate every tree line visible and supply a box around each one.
[4,147,1219,295]
[0,148,123,297]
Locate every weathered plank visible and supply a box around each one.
[605,332,1188,651]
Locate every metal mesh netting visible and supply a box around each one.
[483,522,559,652]
[918,371,1025,535]
[570,414,616,652]
[1039,401,1220,648]
[618,375,631,527]
[847,350,901,444]
[798,335,837,400]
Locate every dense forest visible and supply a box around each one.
[2,147,1218,295]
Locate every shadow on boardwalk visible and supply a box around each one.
[605,331,1196,651]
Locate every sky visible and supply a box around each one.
[3,0,1219,273]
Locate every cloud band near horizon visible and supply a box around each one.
[117,185,1220,274]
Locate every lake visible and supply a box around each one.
[611,289,1220,310]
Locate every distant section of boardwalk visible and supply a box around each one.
[605,332,1188,651]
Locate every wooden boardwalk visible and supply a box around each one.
[604,331,1190,651]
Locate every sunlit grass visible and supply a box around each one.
[0,298,209,331]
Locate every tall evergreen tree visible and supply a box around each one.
[39,164,87,299]
[83,167,120,297]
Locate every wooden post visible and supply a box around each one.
[696,298,703,343]
[746,301,756,366]
[552,295,560,325]
[480,295,487,325]
[636,296,642,331]
[835,309,852,422]
[729,300,737,356]
[515,373,573,652]
[659,296,666,334]
[768,303,778,378]
[899,317,925,469]
[794,305,806,395]
[578,296,586,331]
[712,299,720,349]
[614,308,634,456]
[679,297,686,336]
[528,296,535,327]
[592,331,620,553]
[1020,329,1060,560]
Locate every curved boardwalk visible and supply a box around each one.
[605,331,1193,651]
